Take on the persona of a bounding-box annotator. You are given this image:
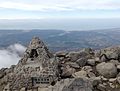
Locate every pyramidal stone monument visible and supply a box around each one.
[5,37,58,90]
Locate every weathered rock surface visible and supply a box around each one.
[96,62,117,78]
[61,65,76,77]
[87,59,95,66]
[76,58,87,67]
[72,70,87,78]
[61,78,93,91]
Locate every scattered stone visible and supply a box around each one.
[72,70,87,78]
[101,76,108,82]
[94,57,101,63]
[107,52,118,60]
[76,58,87,67]
[100,54,108,62]
[82,66,93,72]
[109,78,116,83]
[87,72,96,78]
[62,78,93,91]
[82,48,94,54]
[117,77,120,84]
[90,77,101,86]
[55,51,68,57]
[87,59,95,66]
[100,47,120,61]
[117,65,120,70]
[96,62,117,78]
[110,60,120,66]
[117,73,120,77]
[97,84,106,91]
[67,52,81,62]
[109,82,115,88]
[94,50,101,57]
[61,65,76,77]
[102,82,108,86]
[67,50,89,62]
[65,62,80,69]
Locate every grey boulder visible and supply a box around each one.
[96,62,117,78]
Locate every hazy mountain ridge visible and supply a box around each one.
[0,29,120,51]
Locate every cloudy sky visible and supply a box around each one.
[0,0,120,19]
[0,0,120,30]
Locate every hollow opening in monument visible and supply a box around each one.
[51,81,56,86]
[30,49,38,58]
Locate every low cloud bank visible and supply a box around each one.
[0,43,26,68]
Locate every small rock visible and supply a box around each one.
[61,65,76,77]
[117,77,120,84]
[109,78,116,83]
[82,48,94,54]
[110,60,120,66]
[67,52,80,62]
[100,54,108,62]
[62,78,93,91]
[94,50,101,57]
[91,77,101,86]
[72,70,87,78]
[76,58,87,67]
[102,82,107,86]
[87,59,95,66]
[101,76,108,82]
[59,57,65,61]
[55,51,68,57]
[109,82,115,88]
[107,52,118,60]
[95,57,101,63]
[117,65,120,70]
[65,62,80,69]
[97,84,106,91]
[117,72,120,77]
[82,66,93,72]
[87,72,96,78]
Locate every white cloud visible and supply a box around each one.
[0,16,45,20]
[0,1,73,11]
[0,0,120,11]
[0,43,26,68]
[8,43,26,56]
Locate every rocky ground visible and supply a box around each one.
[1,37,120,91]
